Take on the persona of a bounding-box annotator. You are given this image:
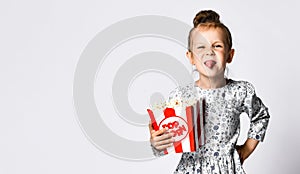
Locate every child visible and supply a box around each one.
[149,10,270,174]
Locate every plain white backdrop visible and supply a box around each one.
[1,0,300,173]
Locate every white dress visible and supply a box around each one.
[152,79,270,174]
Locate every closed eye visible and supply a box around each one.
[197,46,205,49]
[214,44,223,48]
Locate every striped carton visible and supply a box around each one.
[147,98,206,154]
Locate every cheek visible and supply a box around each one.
[216,51,227,62]
[192,55,203,63]
[194,60,204,69]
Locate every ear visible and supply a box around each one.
[227,49,235,63]
[186,51,195,65]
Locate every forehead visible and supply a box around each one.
[191,27,225,43]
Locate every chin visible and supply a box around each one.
[203,72,224,79]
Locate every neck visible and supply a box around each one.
[196,74,227,89]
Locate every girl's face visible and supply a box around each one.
[187,27,234,79]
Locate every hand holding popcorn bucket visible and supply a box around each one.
[147,98,206,154]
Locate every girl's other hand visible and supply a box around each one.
[236,145,250,165]
[236,138,259,165]
[148,122,175,151]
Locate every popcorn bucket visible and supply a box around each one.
[147,98,206,154]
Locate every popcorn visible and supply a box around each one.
[147,98,206,154]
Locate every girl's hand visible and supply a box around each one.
[236,138,259,165]
[148,122,175,151]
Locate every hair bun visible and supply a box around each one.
[193,10,220,27]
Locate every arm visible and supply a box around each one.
[148,86,183,157]
[236,138,259,164]
[237,82,270,164]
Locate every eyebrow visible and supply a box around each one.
[192,42,206,45]
[212,40,224,44]
[192,41,224,45]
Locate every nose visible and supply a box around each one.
[205,48,215,56]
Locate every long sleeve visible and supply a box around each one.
[151,144,166,157]
[242,82,270,142]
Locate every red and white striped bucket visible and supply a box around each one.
[147,99,206,154]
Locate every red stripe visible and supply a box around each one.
[197,101,201,146]
[202,99,206,144]
[147,109,159,131]
[186,106,195,151]
[173,141,183,153]
[147,109,168,154]
[202,99,206,126]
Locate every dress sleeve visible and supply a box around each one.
[242,82,270,142]
[151,144,166,157]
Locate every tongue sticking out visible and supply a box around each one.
[204,60,216,68]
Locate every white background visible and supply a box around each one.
[2,0,300,173]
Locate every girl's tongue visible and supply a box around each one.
[204,60,216,68]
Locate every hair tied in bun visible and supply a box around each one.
[193,10,221,27]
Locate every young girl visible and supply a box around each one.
[149,10,270,174]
